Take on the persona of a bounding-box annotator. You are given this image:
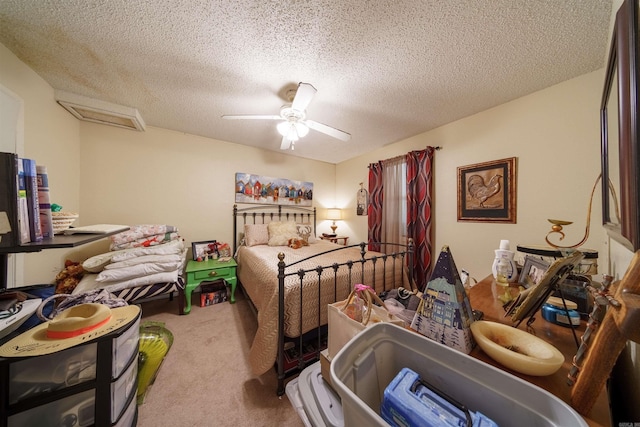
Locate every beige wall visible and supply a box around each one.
[0,43,337,285]
[0,43,82,284]
[338,70,611,281]
[76,123,337,258]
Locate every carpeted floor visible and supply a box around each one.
[135,291,304,427]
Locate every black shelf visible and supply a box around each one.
[0,230,126,254]
[1,229,128,290]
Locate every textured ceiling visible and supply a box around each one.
[0,0,612,164]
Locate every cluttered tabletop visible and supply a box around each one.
[468,275,611,427]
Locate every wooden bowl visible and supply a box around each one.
[470,320,565,376]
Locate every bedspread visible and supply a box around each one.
[237,240,409,375]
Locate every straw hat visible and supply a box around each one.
[0,303,140,357]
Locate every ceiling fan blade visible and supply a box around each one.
[291,83,317,112]
[305,120,351,141]
[222,114,281,120]
[280,136,292,150]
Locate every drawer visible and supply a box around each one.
[8,343,97,404]
[193,267,234,280]
[9,389,95,427]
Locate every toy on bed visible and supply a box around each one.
[71,225,188,314]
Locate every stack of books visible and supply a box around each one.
[0,152,54,247]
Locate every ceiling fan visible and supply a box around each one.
[222,82,351,150]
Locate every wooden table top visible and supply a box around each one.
[468,275,611,427]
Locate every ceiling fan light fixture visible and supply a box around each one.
[277,121,308,141]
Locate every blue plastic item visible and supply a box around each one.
[381,367,498,427]
[541,303,581,327]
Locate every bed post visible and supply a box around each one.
[277,252,286,396]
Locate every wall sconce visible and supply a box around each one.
[327,208,342,233]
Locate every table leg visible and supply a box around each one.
[184,282,198,314]
[227,277,237,304]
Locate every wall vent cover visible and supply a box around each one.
[55,90,145,131]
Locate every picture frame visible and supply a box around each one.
[457,157,517,223]
[600,0,640,252]
[191,240,218,261]
[510,251,584,326]
[518,256,550,289]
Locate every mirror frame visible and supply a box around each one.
[602,0,640,252]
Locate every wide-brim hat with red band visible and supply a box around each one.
[0,303,140,357]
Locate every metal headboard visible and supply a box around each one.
[233,204,317,253]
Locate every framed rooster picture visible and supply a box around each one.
[457,157,517,223]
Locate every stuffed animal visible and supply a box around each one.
[54,259,85,294]
[288,238,309,249]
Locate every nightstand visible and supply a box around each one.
[184,258,237,314]
[321,235,349,245]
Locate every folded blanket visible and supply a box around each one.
[106,253,183,270]
[96,260,183,282]
[111,239,184,262]
[110,224,180,250]
[110,232,180,251]
[83,239,185,273]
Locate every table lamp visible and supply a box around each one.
[327,208,342,233]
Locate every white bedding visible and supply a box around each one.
[75,237,186,295]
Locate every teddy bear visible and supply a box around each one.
[54,259,86,295]
[287,238,309,249]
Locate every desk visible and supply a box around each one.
[469,275,610,427]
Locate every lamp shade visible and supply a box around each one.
[327,208,342,220]
[277,121,309,141]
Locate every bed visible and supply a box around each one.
[233,204,414,395]
[71,225,187,314]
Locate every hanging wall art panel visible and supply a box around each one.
[235,172,313,206]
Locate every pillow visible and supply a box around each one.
[82,252,115,273]
[296,224,314,243]
[244,224,269,247]
[268,221,299,246]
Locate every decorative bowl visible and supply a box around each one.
[470,320,565,376]
[51,212,79,233]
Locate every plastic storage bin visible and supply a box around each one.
[330,323,588,427]
[286,361,344,427]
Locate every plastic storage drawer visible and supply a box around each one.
[330,323,588,427]
[8,389,95,427]
[112,316,140,378]
[8,343,97,404]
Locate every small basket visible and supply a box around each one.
[51,212,79,234]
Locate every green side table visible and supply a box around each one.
[184,258,237,314]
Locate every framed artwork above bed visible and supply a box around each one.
[235,172,313,206]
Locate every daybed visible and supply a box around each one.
[233,204,414,395]
[71,225,187,314]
